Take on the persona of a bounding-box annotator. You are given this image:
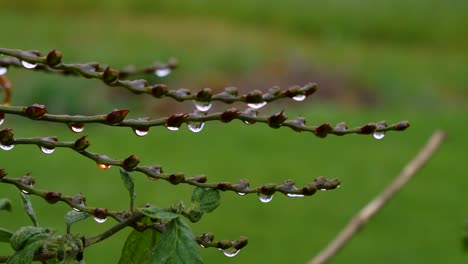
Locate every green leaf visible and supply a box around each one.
[64,211,90,233]
[119,168,136,211]
[19,192,38,227]
[118,228,160,264]
[0,198,12,212]
[191,187,220,213]
[139,207,180,222]
[9,226,52,251]
[0,227,13,242]
[6,236,48,264]
[151,218,203,264]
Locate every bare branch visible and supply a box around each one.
[309,130,447,264]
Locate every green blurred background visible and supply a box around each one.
[0,1,467,263]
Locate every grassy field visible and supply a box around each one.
[0,1,467,263]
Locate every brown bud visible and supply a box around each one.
[224,86,238,96]
[220,108,239,123]
[25,104,47,119]
[93,208,108,219]
[123,155,140,170]
[302,83,318,96]
[313,176,327,189]
[301,184,317,196]
[168,173,185,185]
[46,49,63,67]
[260,184,276,195]
[0,168,7,179]
[150,84,168,97]
[216,240,232,250]
[165,113,189,129]
[0,128,14,145]
[44,192,62,204]
[193,175,207,183]
[106,109,129,124]
[284,86,302,98]
[73,136,90,152]
[102,66,119,84]
[233,236,249,250]
[268,111,287,128]
[196,88,213,101]
[315,123,333,138]
[216,182,232,191]
[360,124,377,134]
[395,121,410,131]
[244,90,263,103]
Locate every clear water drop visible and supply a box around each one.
[0,67,7,76]
[337,185,341,188]
[0,144,14,151]
[193,101,212,112]
[166,126,179,131]
[93,216,107,223]
[287,193,305,198]
[320,188,327,191]
[258,193,273,203]
[21,60,37,69]
[292,94,306,101]
[220,248,240,257]
[188,122,204,133]
[133,128,149,137]
[237,192,246,196]
[72,207,81,212]
[70,125,84,133]
[155,68,171,77]
[200,244,206,248]
[247,102,267,109]
[0,118,4,125]
[97,163,111,170]
[40,146,55,154]
[373,132,385,140]
[21,189,29,194]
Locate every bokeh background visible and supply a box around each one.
[1,1,467,263]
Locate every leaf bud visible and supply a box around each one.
[168,173,185,185]
[216,182,232,191]
[46,49,63,67]
[196,88,213,102]
[123,155,140,170]
[106,109,129,124]
[315,123,333,138]
[44,192,62,204]
[395,121,410,131]
[233,236,249,250]
[260,183,276,195]
[93,208,108,219]
[268,111,287,128]
[220,108,239,123]
[151,84,168,97]
[165,113,189,129]
[25,104,47,119]
[302,82,318,96]
[102,66,119,84]
[0,128,14,145]
[244,90,263,103]
[73,136,90,152]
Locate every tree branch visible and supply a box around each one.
[308,130,447,264]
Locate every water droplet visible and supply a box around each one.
[337,185,341,188]
[93,216,107,223]
[373,132,385,140]
[247,102,267,109]
[133,128,149,137]
[97,163,111,170]
[220,248,240,257]
[0,67,7,76]
[237,192,246,196]
[0,144,14,151]
[166,126,179,131]
[21,60,37,69]
[188,122,204,133]
[287,193,305,198]
[155,68,171,77]
[320,188,327,191]
[258,193,273,203]
[147,175,159,181]
[200,244,206,248]
[0,118,4,125]
[69,125,84,133]
[73,207,81,212]
[21,189,29,194]
[40,146,55,154]
[292,94,306,101]
[193,101,212,112]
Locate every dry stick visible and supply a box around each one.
[309,130,447,264]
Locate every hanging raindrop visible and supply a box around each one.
[258,193,273,203]
[247,102,267,109]
[373,132,385,140]
[40,146,55,154]
[237,192,246,196]
[21,61,37,69]
[155,68,171,77]
[0,144,14,151]
[220,248,240,257]
[188,122,204,133]
[0,67,7,76]
[0,117,4,126]
[93,216,107,223]
[287,193,305,198]
[97,163,111,170]
[292,94,306,101]
[320,189,327,191]
[193,101,212,112]
[133,128,149,137]
[21,189,29,194]
[166,126,179,131]
[69,124,85,133]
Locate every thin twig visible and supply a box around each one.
[309,130,447,264]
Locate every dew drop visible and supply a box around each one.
[166,126,179,131]
[193,101,212,112]
[0,118,4,126]
[0,144,14,151]
[188,122,204,133]
[337,185,341,188]
[0,67,7,76]
[97,163,111,170]
[93,216,107,223]
[40,146,55,154]
[155,68,171,77]
[72,207,81,212]
[258,193,273,203]
[200,244,206,248]
[373,132,385,140]
[247,102,267,109]
[237,192,246,196]
[320,188,327,192]
[70,125,84,133]
[21,189,29,194]
[147,175,159,181]
[133,128,149,137]
[220,248,240,257]
[292,94,306,101]
[21,60,37,69]
[287,193,305,198]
